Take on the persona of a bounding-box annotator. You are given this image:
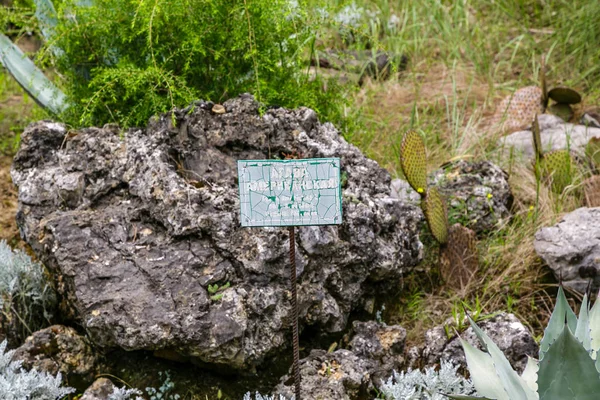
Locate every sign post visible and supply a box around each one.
[238,158,343,399]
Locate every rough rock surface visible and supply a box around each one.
[498,113,600,158]
[11,95,423,370]
[390,179,420,205]
[276,321,406,399]
[12,325,98,389]
[80,378,118,400]
[430,160,513,234]
[421,313,538,373]
[534,207,600,293]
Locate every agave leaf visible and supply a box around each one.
[520,356,539,393]
[34,0,59,42]
[0,33,67,114]
[446,396,493,400]
[538,325,600,400]
[547,87,582,105]
[459,338,510,400]
[575,293,591,351]
[589,291,600,356]
[539,286,577,359]
[467,316,537,400]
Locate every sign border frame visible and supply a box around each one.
[237,157,343,227]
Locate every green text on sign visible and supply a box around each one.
[238,158,342,227]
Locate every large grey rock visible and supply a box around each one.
[499,113,600,158]
[12,325,98,390]
[11,95,423,371]
[276,321,406,399]
[534,207,600,293]
[431,160,512,234]
[421,313,538,373]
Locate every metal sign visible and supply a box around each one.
[237,158,342,227]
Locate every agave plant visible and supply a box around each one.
[0,0,67,114]
[448,287,600,400]
[399,130,478,289]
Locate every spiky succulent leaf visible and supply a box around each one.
[459,338,510,400]
[589,291,600,357]
[575,293,591,351]
[547,87,582,105]
[421,187,449,244]
[467,316,537,400]
[538,325,600,400]
[446,396,493,400]
[400,130,427,195]
[520,356,539,393]
[34,0,59,42]
[540,286,577,360]
[0,33,67,114]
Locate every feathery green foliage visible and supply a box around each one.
[41,0,351,128]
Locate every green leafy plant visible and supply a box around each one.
[448,287,600,400]
[4,0,351,128]
[208,282,230,302]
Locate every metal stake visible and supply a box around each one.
[288,226,301,400]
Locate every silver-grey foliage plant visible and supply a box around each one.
[0,240,56,342]
[379,360,475,400]
[0,340,74,399]
[243,393,293,400]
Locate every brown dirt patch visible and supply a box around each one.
[0,155,18,243]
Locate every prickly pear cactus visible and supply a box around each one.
[421,187,449,244]
[400,130,428,195]
[586,137,600,171]
[439,224,478,289]
[583,175,600,207]
[538,150,579,194]
[493,86,544,133]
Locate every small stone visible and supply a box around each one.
[211,104,226,114]
[80,378,117,400]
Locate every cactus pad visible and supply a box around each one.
[548,87,582,104]
[586,137,600,171]
[583,176,600,207]
[440,224,478,289]
[400,130,427,195]
[492,86,544,133]
[539,150,578,194]
[548,103,574,122]
[532,114,543,159]
[421,187,449,244]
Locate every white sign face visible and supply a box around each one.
[237,158,342,227]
